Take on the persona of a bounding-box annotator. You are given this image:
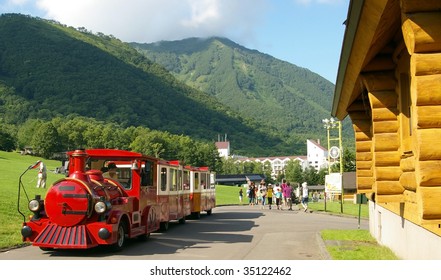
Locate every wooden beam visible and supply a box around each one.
[402,12,441,54]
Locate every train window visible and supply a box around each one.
[178,170,183,191]
[210,173,215,189]
[141,160,154,186]
[160,167,167,191]
[118,168,132,189]
[170,169,177,191]
[194,173,199,190]
[183,170,190,190]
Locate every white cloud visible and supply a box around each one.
[30,0,269,44]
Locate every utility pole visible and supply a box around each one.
[322,117,344,213]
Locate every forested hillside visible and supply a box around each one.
[0,14,295,156]
[132,37,354,147]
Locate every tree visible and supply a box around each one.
[130,130,166,158]
[317,168,327,185]
[0,130,15,151]
[191,142,221,171]
[221,157,240,174]
[262,161,272,182]
[16,119,44,150]
[303,166,320,185]
[285,159,303,184]
[32,122,61,158]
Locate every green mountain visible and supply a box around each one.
[0,14,296,156]
[0,14,354,157]
[131,37,353,145]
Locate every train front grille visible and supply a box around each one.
[34,224,92,249]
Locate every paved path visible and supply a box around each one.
[0,205,368,260]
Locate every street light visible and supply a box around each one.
[322,117,344,213]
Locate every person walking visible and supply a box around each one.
[35,161,47,188]
[267,183,273,210]
[239,188,244,204]
[248,183,256,206]
[301,182,309,212]
[283,182,293,210]
[274,183,282,210]
[259,181,267,209]
[281,179,288,209]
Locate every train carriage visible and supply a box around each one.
[19,149,161,251]
[189,166,216,219]
[156,160,191,231]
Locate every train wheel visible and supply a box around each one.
[110,222,126,251]
[160,221,169,231]
[178,216,186,224]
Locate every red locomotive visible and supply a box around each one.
[19,148,215,251]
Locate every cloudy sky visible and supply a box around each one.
[0,0,349,83]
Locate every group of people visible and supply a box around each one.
[240,179,309,212]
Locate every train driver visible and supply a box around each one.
[103,162,119,181]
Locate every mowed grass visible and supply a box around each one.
[215,185,243,206]
[0,151,65,249]
[307,200,369,218]
[321,229,399,260]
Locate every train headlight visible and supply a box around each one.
[94,201,111,214]
[94,201,107,213]
[28,199,42,212]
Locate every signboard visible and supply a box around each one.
[325,173,342,193]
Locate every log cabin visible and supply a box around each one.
[333,0,441,259]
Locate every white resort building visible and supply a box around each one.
[216,139,328,179]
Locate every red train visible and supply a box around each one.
[18,149,216,251]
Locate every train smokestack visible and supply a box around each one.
[70,149,90,182]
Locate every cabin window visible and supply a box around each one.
[210,173,215,189]
[170,169,177,191]
[183,170,190,190]
[195,173,199,190]
[201,173,208,189]
[399,73,412,152]
[178,170,183,191]
[160,167,167,191]
[118,168,131,189]
[141,160,154,186]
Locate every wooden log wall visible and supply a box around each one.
[347,98,374,196]
[401,0,441,221]
[362,71,405,203]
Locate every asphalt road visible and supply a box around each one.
[0,205,368,260]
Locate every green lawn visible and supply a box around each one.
[307,200,369,218]
[0,151,65,249]
[215,184,244,206]
[321,229,399,260]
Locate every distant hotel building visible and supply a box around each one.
[215,139,329,179]
[215,140,230,159]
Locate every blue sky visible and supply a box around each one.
[0,0,349,83]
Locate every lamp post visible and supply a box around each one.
[322,117,344,213]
